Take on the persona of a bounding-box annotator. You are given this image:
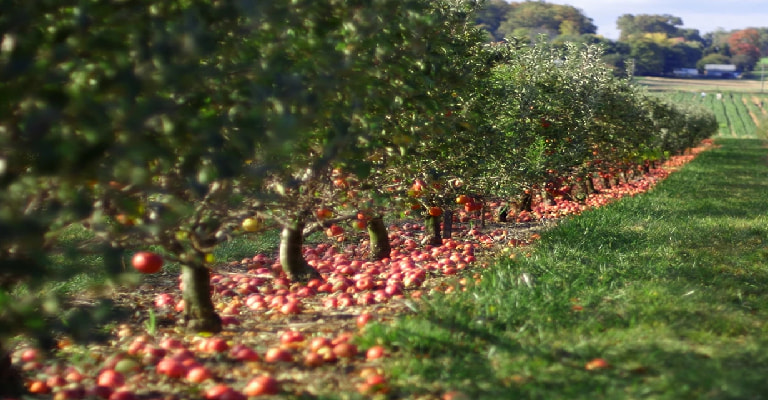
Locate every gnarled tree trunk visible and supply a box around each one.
[498,204,509,222]
[600,174,612,189]
[518,190,533,212]
[586,175,598,194]
[609,174,620,187]
[425,215,442,246]
[441,209,453,240]
[0,341,24,397]
[279,220,321,282]
[542,189,555,207]
[181,262,222,333]
[366,215,391,261]
[572,179,589,203]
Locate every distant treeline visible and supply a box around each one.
[475,0,768,77]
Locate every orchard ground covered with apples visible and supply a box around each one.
[4,150,713,400]
[4,0,768,399]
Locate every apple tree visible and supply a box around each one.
[358,1,501,246]
[0,0,326,345]
[465,39,600,212]
[246,0,496,267]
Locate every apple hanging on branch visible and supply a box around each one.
[131,251,164,274]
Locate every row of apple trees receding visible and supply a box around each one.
[0,0,492,393]
[0,0,716,395]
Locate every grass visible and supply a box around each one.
[213,229,282,264]
[636,76,767,93]
[361,137,768,399]
[39,224,282,297]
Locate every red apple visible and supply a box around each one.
[229,344,260,362]
[356,313,373,328]
[186,366,213,383]
[442,390,471,400]
[97,369,125,389]
[19,348,40,363]
[199,337,229,354]
[264,347,293,363]
[366,345,386,360]
[64,369,84,383]
[204,384,244,400]
[159,337,185,350]
[280,300,301,315]
[53,387,86,400]
[304,351,325,367]
[280,330,305,345]
[332,342,358,359]
[27,379,50,394]
[46,374,67,388]
[109,390,137,400]
[322,297,338,309]
[358,373,389,395]
[309,337,333,352]
[585,357,611,370]
[131,251,163,274]
[154,293,175,308]
[316,346,338,363]
[337,295,354,308]
[156,358,186,378]
[354,276,374,291]
[243,375,281,396]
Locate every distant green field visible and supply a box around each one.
[660,91,768,139]
[637,76,767,93]
[640,77,768,139]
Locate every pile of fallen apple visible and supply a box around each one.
[7,149,706,400]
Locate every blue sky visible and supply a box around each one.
[543,0,768,39]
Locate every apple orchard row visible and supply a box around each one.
[1,3,718,397]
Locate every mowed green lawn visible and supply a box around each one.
[361,137,768,399]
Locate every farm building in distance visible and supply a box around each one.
[673,68,699,78]
[704,64,738,78]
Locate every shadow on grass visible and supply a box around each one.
[371,137,768,399]
[382,312,768,399]
[525,342,768,400]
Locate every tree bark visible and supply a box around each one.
[181,262,222,333]
[618,170,627,183]
[609,174,620,187]
[586,175,598,194]
[498,205,508,222]
[542,189,555,206]
[518,191,533,212]
[366,215,391,261]
[279,220,321,282]
[0,341,24,397]
[625,168,635,182]
[573,179,589,203]
[600,174,612,189]
[425,215,442,246]
[441,209,454,239]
